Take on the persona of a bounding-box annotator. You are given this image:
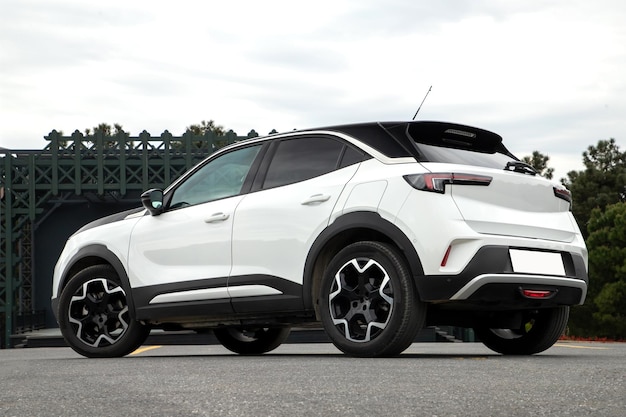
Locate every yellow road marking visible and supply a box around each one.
[554,343,610,350]
[130,345,162,355]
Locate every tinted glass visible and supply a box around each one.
[263,137,344,189]
[340,146,366,168]
[169,145,261,208]
[414,142,515,169]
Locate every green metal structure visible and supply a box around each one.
[0,128,262,347]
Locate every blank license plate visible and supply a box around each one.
[509,249,566,276]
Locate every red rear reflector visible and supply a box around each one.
[440,245,452,267]
[521,289,554,299]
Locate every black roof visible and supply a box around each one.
[303,121,508,160]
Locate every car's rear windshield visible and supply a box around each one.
[405,122,517,169]
[413,142,516,169]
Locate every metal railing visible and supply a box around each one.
[1,128,266,346]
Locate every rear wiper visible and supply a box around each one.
[504,161,537,176]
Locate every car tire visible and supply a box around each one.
[58,265,150,358]
[474,306,570,355]
[319,241,425,357]
[214,327,291,355]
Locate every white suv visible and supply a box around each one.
[51,121,588,358]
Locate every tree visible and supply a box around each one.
[186,120,225,136]
[522,151,554,179]
[84,123,129,149]
[582,138,626,171]
[183,119,229,150]
[563,138,626,338]
[85,123,126,136]
[563,139,626,238]
[584,203,626,339]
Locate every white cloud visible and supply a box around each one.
[1,0,625,179]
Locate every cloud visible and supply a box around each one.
[1,0,625,182]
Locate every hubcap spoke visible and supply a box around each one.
[68,278,129,347]
[329,257,393,343]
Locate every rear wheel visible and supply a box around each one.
[474,306,569,355]
[214,327,291,355]
[58,265,150,358]
[319,241,425,357]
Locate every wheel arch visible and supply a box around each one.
[57,244,136,315]
[303,211,424,318]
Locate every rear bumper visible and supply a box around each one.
[450,274,586,302]
[414,245,588,305]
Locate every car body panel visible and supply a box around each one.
[51,217,141,300]
[128,195,243,289]
[52,120,589,336]
[231,164,359,285]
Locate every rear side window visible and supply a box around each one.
[263,137,352,189]
[340,146,366,168]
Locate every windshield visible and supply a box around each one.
[414,142,516,169]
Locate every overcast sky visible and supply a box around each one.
[1,0,625,179]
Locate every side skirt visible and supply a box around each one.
[132,275,306,323]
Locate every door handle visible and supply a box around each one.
[204,212,230,223]
[301,194,331,205]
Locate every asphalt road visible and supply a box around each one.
[1,342,624,417]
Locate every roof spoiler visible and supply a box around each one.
[379,121,512,161]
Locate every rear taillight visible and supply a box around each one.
[403,173,493,194]
[553,185,572,205]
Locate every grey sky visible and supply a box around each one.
[1,0,625,179]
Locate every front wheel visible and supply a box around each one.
[58,265,150,358]
[319,241,425,357]
[214,327,291,355]
[474,306,570,355]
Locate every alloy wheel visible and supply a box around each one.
[328,257,394,342]
[68,278,130,348]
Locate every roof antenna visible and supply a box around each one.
[412,85,432,120]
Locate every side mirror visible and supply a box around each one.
[141,188,164,216]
